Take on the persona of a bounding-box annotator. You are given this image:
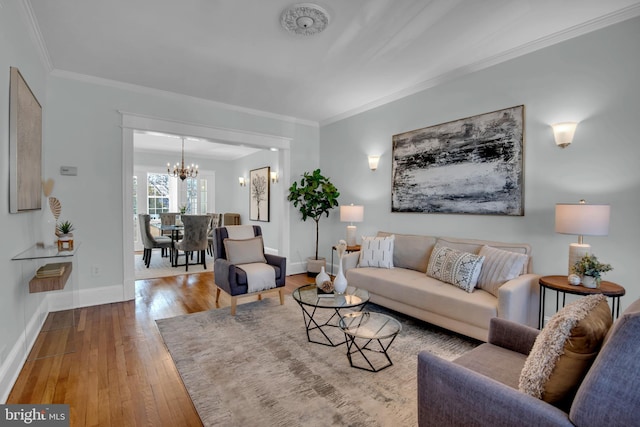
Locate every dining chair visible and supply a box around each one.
[173,215,210,271]
[159,212,182,239]
[138,214,173,268]
[207,213,223,256]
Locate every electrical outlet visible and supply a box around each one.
[91,265,101,277]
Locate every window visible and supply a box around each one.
[148,173,169,218]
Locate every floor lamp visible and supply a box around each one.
[555,201,610,275]
[340,204,364,247]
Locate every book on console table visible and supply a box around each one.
[35,263,66,278]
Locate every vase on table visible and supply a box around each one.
[40,205,56,247]
[333,260,348,294]
[582,275,598,289]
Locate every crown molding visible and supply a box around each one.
[19,0,53,73]
[320,4,640,127]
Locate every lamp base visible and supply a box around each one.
[346,225,357,247]
[568,243,591,276]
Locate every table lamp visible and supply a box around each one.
[555,200,610,275]
[340,204,364,247]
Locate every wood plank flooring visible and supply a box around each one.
[7,271,314,426]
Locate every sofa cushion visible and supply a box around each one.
[426,244,485,292]
[477,245,529,297]
[359,235,394,268]
[346,267,498,327]
[454,343,528,389]
[377,232,436,272]
[519,294,612,405]
[436,237,532,274]
[224,236,266,265]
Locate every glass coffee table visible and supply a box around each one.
[292,284,370,347]
[339,311,402,372]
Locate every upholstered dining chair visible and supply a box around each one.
[207,213,223,256]
[138,214,173,268]
[173,214,210,271]
[213,225,286,315]
[159,212,182,240]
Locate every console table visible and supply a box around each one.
[12,243,80,360]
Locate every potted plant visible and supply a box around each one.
[288,169,340,276]
[56,220,75,251]
[572,254,613,288]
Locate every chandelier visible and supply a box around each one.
[167,137,198,181]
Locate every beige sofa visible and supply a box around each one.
[343,232,540,341]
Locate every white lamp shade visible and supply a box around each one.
[551,122,578,147]
[368,155,380,170]
[340,205,364,223]
[555,203,610,236]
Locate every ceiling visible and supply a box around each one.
[27,0,640,126]
[134,131,262,160]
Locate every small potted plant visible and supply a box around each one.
[572,254,613,288]
[56,220,75,251]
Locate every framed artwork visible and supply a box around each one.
[9,67,42,213]
[392,105,524,216]
[250,166,270,222]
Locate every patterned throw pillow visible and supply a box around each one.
[359,235,395,268]
[426,244,485,292]
[476,245,529,297]
[519,294,612,405]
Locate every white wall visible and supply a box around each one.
[0,0,51,400]
[319,16,640,311]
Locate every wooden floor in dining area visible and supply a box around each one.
[7,271,314,426]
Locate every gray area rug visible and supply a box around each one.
[135,252,213,280]
[156,296,479,426]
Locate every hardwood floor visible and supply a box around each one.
[7,271,314,426]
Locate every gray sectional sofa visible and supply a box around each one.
[343,232,540,341]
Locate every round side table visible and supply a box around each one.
[538,275,625,329]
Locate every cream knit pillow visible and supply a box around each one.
[519,294,612,405]
[476,245,529,296]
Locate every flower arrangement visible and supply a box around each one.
[572,254,613,284]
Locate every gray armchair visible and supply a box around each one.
[417,298,640,426]
[213,225,286,315]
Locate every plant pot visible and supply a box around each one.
[57,233,74,251]
[582,275,598,289]
[306,257,326,277]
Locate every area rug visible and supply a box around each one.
[135,252,213,280]
[156,296,480,426]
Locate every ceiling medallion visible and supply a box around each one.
[281,3,330,36]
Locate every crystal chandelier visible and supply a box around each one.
[167,137,198,181]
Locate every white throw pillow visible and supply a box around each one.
[224,236,266,265]
[426,244,485,292]
[476,245,529,297]
[359,235,395,269]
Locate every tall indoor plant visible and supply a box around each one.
[288,169,340,275]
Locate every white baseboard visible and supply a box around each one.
[287,260,307,276]
[0,297,48,403]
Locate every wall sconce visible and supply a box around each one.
[551,122,578,148]
[238,177,246,187]
[368,155,380,171]
[270,171,278,183]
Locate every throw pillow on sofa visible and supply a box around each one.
[426,244,485,292]
[519,294,612,406]
[476,245,529,297]
[359,235,394,268]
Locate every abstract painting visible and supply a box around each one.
[392,105,524,215]
[250,166,270,222]
[9,67,42,213]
